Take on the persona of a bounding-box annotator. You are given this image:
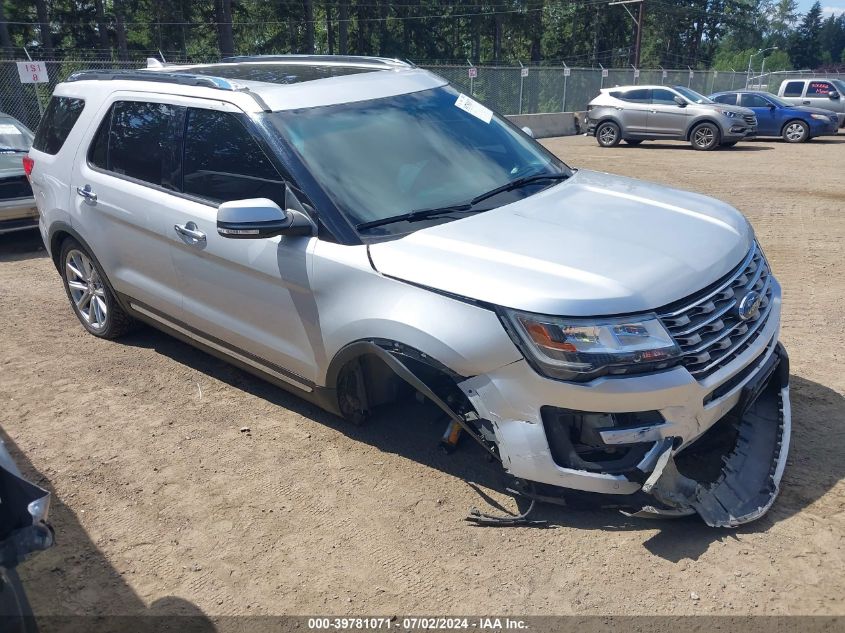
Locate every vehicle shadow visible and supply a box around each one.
[121,328,845,562]
[621,143,772,151]
[0,428,215,632]
[0,229,48,263]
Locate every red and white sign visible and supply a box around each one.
[633,69,640,79]
[468,67,477,79]
[521,67,529,78]
[17,61,48,84]
[601,68,609,78]
[563,67,571,77]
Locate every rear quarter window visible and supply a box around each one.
[32,96,85,155]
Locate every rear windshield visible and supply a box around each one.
[32,96,85,155]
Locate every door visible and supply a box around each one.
[780,80,806,106]
[648,88,690,137]
[740,93,779,136]
[803,81,841,113]
[71,97,185,318]
[613,88,651,134]
[168,105,320,389]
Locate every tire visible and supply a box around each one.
[722,141,738,147]
[59,237,135,339]
[596,121,621,147]
[782,120,809,143]
[624,139,643,145]
[690,122,720,150]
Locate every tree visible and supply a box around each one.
[767,0,799,49]
[216,0,235,57]
[790,1,824,69]
[34,0,54,58]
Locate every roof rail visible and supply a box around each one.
[218,54,413,68]
[64,69,272,112]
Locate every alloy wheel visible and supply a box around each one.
[785,123,806,142]
[599,125,617,145]
[693,126,715,148]
[65,249,108,330]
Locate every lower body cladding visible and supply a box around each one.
[458,321,790,528]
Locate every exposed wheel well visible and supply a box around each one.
[49,229,73,271]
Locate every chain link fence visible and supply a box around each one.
[4,58,844,132]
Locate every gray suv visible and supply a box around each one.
[586,85,757,150]
[28,57,789,527]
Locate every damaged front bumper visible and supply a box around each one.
[459,298,791,527]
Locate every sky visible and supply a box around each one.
[796,0,845,17]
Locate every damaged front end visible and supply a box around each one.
[633,343,790,527]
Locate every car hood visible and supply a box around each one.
[368,169,753,316]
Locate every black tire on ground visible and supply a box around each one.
[781,120,809,143]
[59,237,135,339]
[596,121,622,147]
[624,139,643,145]
[690,122,721,150]
[722,141,738,147]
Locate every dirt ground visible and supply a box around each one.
[1,134,844,618]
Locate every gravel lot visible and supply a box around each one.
[1,134,843,618]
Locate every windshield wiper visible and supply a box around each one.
[470,172,570,206]
[356,203,475,231]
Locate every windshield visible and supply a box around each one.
[832,79,845,94]
[0,118,32,152]
[674,86,713,104]
[266,86,569,233]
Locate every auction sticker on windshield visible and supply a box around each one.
[455,93,493,123]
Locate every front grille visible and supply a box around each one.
[743,114,757,126]
[658,242,774,380]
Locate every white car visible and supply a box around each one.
[28,56,790,527]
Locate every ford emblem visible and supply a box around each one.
[737,290,762,321]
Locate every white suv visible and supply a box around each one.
[28,56,790,527]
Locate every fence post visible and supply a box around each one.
[562,62,569,112]
[518,61,524,115]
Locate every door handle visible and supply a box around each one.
[76,184,97,203]
[174,222,206,243]
[802,101,811,105]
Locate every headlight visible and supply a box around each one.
[718,109,737,118]
[810,113,829,121]
[501,309,682,381]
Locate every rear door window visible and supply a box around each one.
[182,108,287,208]
[619,88,651,103]
[32,96,85,155]
[783,81,805,97]
[88,101,182,190]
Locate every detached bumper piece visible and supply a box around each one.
[637,344,790,527]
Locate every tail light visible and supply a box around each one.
[22,155,34,179]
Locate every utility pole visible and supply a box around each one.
[609,0,644,68]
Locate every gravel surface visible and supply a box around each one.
[1,134,843,617]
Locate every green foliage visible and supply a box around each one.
[3,0,845,70]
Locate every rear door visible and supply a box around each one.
[167,104,320,388]
[740,93,779,136]
[71,95,185,319]
[612,88,651,134]
[779,80,806,106]
[648,88,690,136]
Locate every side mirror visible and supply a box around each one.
[829,90,840,99]
[769,103,777,109]
[217,198,316,239]
[521,126,534,138]
[673,95,687,107]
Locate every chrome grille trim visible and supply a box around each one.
[658,242,774,380]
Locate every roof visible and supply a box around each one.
[62,55,447,113]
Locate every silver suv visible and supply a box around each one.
[586,85,757,149]
[28,56,789,527]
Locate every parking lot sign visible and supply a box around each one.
[17,61,48,84]
[468,67,477,79]
[521,67,529,78]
